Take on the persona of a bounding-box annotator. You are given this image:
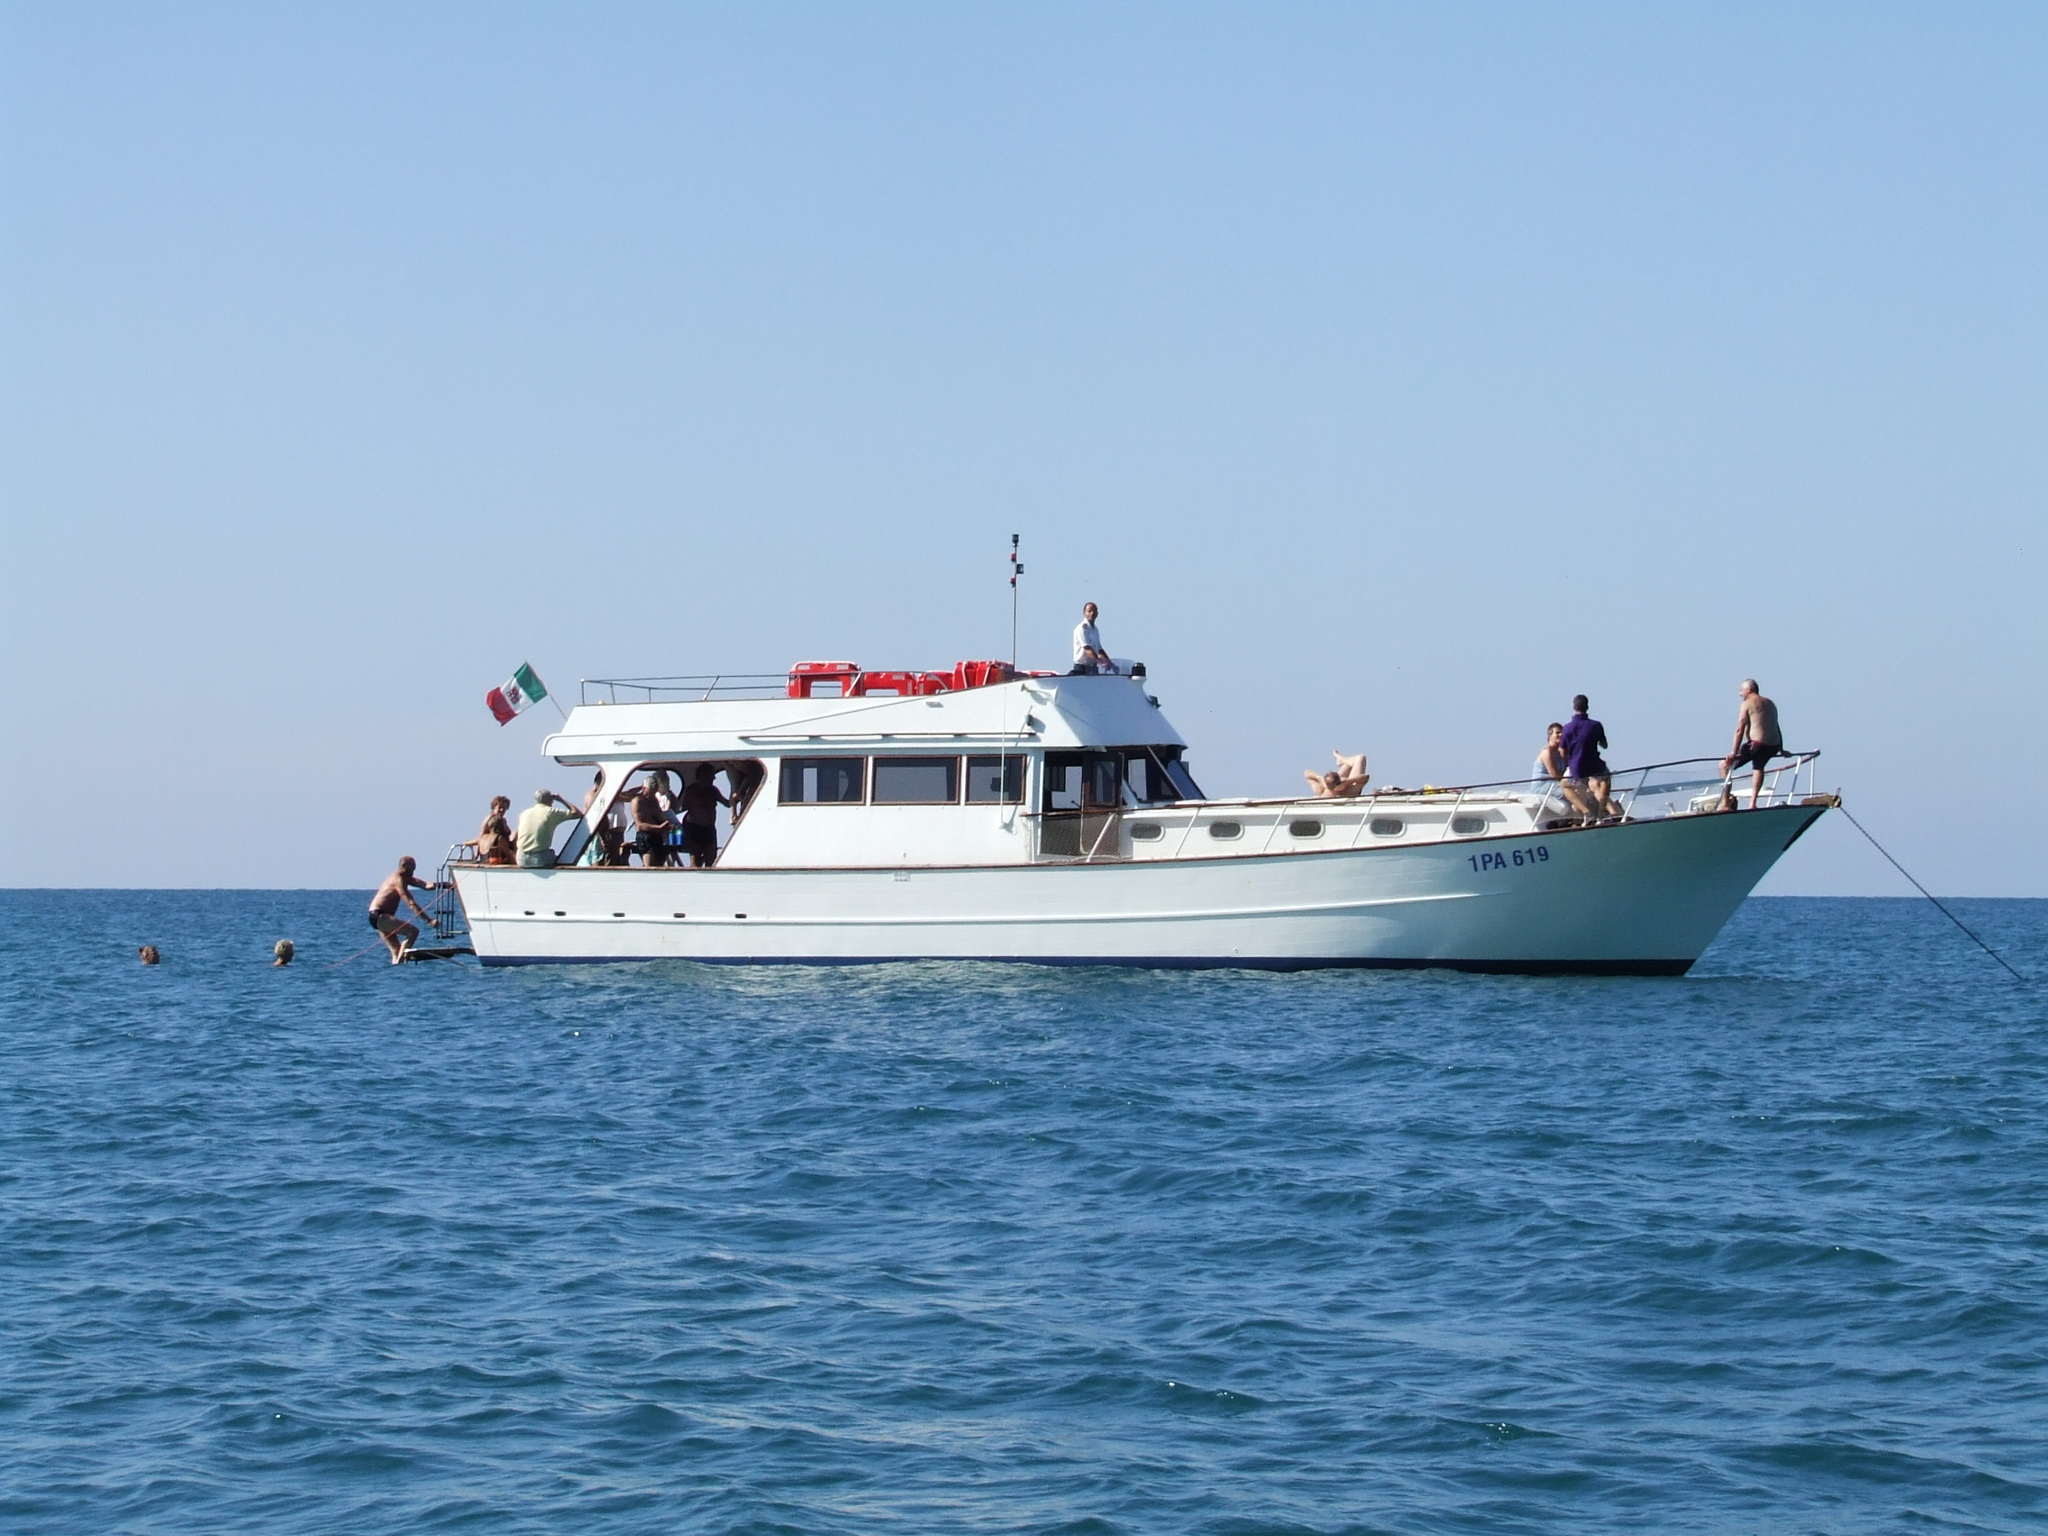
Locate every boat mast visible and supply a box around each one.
[1009,533,1023,671]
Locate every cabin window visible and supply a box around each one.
[1133,747,1202,802]
[1289,819,1323,839]
[1451,815,1487,835]
[1160,753,1205,801]
[1130,822,1163,841]
[1370,817,1404,837]
[1047,759,1082,811]
[872,756,959,804]
[1124,756,1153,803]
[779,757,866,804]
[1043,752,1122,811]
[965,755,1025,804]
[1207,821,1243,840]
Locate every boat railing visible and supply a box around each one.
[578,674,793,705]
[1478,751,1825,827]
[1121,753,1826,836]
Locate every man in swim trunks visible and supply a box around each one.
[630,774,673,867]
[679,763,732,867]
[1559,695,1615,820]
[368,856,439,964]
[1720,678,1784,809]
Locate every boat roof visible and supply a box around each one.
[542,668,1184,766]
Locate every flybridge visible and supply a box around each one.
[578,659,1137,706]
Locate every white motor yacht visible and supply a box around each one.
[442,659,1833,974]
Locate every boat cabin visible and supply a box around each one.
[535,661,1202,870]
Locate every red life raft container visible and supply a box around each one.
[788,661,861,698]
[850,669,920,697]
[949,660,1017,691]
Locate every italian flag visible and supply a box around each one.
[486,663,548,725]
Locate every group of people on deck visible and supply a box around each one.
[1298,679,1787,820]
[462,766,738,871]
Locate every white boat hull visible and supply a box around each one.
[452,804,1825,974]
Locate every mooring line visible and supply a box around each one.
[324,937,392,968]
[1841,808,2027,983]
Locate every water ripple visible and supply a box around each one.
[2,892,2045,1533]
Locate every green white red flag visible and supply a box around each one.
[487,663,548,725]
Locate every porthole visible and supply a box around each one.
[1451,815,1487,835]
[1207,821,1243,840]
[1130,823,1163,841]
[1369,818,1404,837]
[1288,819,1323,839]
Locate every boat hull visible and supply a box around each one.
[452,804,1824,974]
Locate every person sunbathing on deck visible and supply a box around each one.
[1304,751,1369,798]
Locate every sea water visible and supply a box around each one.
[3,891,2045,1535]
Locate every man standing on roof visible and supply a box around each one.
[1720,678,1785,810]
[1072,602,1111,675]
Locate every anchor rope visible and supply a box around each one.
[1840,807,2027,983]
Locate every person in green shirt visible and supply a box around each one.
[516,789,583,867]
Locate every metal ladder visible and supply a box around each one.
[428,845,474,950]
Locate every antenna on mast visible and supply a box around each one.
[1008,534,1023,671]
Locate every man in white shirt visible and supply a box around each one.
[1072,602,1111,674]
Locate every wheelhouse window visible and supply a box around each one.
[1043,752,1123,811]
[779,757,867,804]
[1046,748,1203,809]
[872,756,959,804]
[965,755,1025,804]
[1126,748,1201,804]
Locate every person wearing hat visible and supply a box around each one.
[516,788,583,868]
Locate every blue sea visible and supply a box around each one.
[4,892,2045,1535]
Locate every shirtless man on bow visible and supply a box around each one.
[368,856,440,963]
[1720,679,1784,810]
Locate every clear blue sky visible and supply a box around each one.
[3,3,2041,893]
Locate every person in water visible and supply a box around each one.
[368,856,440,964]
[1720,678,1785,809]
[1560,696,1617,820]
[273,939,294,966]
[1304,751,1369,798]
